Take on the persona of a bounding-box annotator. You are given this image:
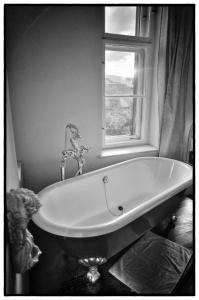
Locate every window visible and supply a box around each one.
[105,6,137,36]
[102,6,153,148]
[105,6,151,38]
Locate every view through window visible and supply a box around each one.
[105,48,143,140]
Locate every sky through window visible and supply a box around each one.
[105,7,137,36]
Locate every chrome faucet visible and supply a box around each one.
[60,123,90,180]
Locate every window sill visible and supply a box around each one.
[99,145,159,158]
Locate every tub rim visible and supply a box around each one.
[32,156,193,238]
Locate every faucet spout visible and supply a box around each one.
[60,123,90,180]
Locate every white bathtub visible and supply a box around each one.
[33,157,192,239]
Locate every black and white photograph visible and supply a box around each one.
[4,2,195,296]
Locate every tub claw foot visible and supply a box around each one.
[170,215,177,228]
[87,266,100,283]
[78,257,107,284]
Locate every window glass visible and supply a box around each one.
[105,97,142,139]
[105,47,144,142]
[105,50,135,95]
[105,6,151,38]
[105,49,144,96]
[105,6,137,36]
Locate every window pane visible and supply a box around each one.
[105,7,137,36]
[105,49,144,96]
[105,6,151,37]
[105,97,142,139]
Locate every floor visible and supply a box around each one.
[58,249,136,296]
[30,196,194,296]
[58,250,194,296]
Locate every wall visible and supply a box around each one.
[7,6,157,193]
[6,81,19,192]
[6,80,18,295]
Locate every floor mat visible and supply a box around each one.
[109,231,192,295]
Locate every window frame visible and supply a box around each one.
[102,6,154,149]
[102,38,152,149]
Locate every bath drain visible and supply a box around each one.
[118,206,123,211]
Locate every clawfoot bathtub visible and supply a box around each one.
[32,157,192,283]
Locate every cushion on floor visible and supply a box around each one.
[109,231,192,295]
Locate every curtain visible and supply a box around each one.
[158,6,194,161]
